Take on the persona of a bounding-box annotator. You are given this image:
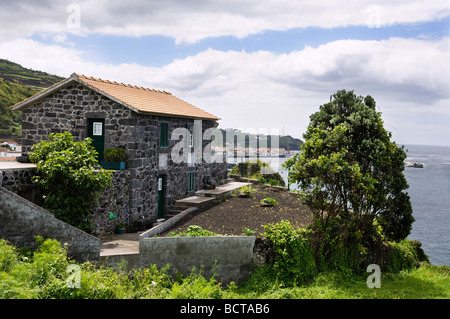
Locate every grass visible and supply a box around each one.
[1,238,449,299]
[236,264,450,299]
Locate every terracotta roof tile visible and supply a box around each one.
[75,74,219,120]
[11,73,220,120]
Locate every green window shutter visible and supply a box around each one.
[187,172,195,191]
[160,122,168,147]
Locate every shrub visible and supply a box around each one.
[169,267,223,299]
[268,179,280,186]
[263,221,317,286]
[29,132,113,232]
[386,239,427,273]
[235,185,256,198]
[168,225,221,237]
[0,239,18,273]
[242,228,256,236]
[260,197,277,206]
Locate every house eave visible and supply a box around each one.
[10,75,77,111]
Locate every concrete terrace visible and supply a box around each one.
[99,180,250,257]
[0,161,36,170]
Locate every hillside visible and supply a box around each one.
[0,59,64,137]
[220,128,303,150]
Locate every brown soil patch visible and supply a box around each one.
[161,184,313,237]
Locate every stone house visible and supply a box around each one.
[11,73,227,234]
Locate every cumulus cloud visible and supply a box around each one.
[0,0,449,43]
[2,35,448,144]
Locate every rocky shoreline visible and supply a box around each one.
[405,161,424,168]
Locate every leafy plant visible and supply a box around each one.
[29,132,113,232]
[168,225,221,237]
[103,148,127,162]
[1,236,447,299]
[260,197,277,206]
[258,176,267,184]
[263,221,317,286]
[116,222,126,229]
[268,179,280,186]
[235,185,256,198]
[242,228,256,236]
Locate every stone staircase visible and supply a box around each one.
[164,179,251,220]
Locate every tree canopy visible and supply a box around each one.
[283,90,414,270]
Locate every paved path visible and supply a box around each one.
[99,232,140,256]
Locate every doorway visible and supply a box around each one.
[88,119,105,162]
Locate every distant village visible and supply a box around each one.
[211,145,290,158]
[0,140,22,161]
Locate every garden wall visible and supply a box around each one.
[0,186,100,262]
[102,235,263,285]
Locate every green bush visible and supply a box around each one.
[386,239,426,273]
[168,225,221,237]
[0,239,18,273]
[169,267,223,299]
[29,132,113,232]
[234,185,256,198]
[263,221,317,286]
[260,197,277,206]
[0,235,448,299]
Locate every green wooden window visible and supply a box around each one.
[160,122,169,148]
[187,171,195,191]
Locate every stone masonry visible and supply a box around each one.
[19,82,227,233]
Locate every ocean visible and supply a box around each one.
[403,144,450,266]
[246,144,450,266]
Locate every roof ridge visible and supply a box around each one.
[76,73,172,95]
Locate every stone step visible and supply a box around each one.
[175,196,216,207]
[165,212,179,218]
[170,205,191,211]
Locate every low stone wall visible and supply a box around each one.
[0,186,100,262]
[102,235,259,285]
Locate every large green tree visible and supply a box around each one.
[30,132,113,232]
[284,90,414,268]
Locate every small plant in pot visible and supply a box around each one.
[116,222,126,234]
[101,148,127,170]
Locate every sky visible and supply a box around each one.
[0,0,449,146]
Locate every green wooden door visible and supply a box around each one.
[157,175,165,219]
[88,119,105,162]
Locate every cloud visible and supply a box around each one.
[0,0,449,43]
[1,35,448,145]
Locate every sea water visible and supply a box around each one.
[264,145,450,266]
[403,144,450,266]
